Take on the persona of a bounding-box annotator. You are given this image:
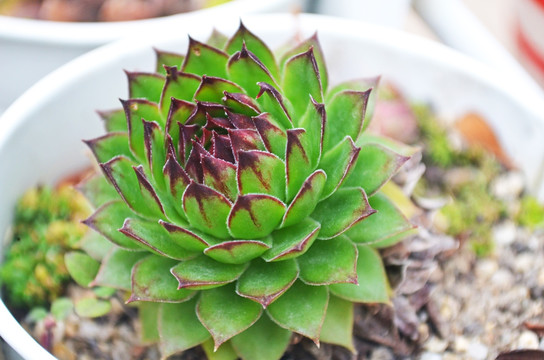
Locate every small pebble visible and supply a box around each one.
[369,347,394,360]
[538,268,544,287]
[425,336,449,353]
[475,259,499,280]
[490,269,515,290]
[517,330,539,349]
[454,336,469,353]
[493,221,517,246]
[467,341,488,360]
[513,253,534,274]
[420,352,442,360]
[491,171,525,200]
[442,353,461,360]
[440,296,461,321]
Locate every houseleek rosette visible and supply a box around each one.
[70,23,417,360]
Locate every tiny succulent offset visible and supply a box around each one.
[71,23,417,359]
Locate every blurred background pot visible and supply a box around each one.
[0,0,296,112]
[1,12,544,360]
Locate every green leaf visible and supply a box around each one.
[51,298,74,321]
[26,308,48,323]
[223,92,260,116]
[320,295,354,352]
[126,71,165,103]
[204,240,270,264]
[202,338,238,360]
[93,286,116,299]
[182,182,232,239]
[298,97,325,165]
[255,82,293,129]
[142,120,166,190]
[329,244,391,303]
[165,99,195,153]
[194,75,244,103]
[227,194,285,239]
[80,231,114,261]
[202,154,238,201]
[128,255,194,303]
[357,133,420,157]
[323,90,370,152]
[326,77,379,132]
[155,49,184,75]
[83,200,143,250]
[122,99,161,161]
[92,247,147,290]
[159,68,200,119]
[225,22,279,80]
[282,48,323,120]
[280,32,328,92]
[237,150,286,201]
[65,251,100,287]
[285,129,313,202]
[318,136,360,199]
[297,235,358,285]
[78,173,120,209]
[119,217,196,260]
[182,37,229,78]
[231,314,291,360]
[346,192,415,246]
[236,258,298,307]
[197,283,263,350]
[311,187,375,239]
[267,281,328,343]
[253,113,287,159]
[171,255,247,290]
[263,218,320,262]
[344,142,410,196]
[159,300,211,357]
[162,151,191,217]
[281,170,326,228]
[100,156,164,218]
[132,165,166,218]
[228,44,278,97]
[84,132,132,164]
[229,129,266,159]
[138,302,160,344]
[75,298,112,318]
[207,28,229,49]
[160,220,212,252]
[98,108,127,133]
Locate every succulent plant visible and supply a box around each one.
[0,185,90,308]
[72,23,417,359]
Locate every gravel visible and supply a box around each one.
[419,217,544,359]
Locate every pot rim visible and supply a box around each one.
[0,0,292,45]
[1,12,544,360]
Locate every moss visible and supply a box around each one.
[411,103,507,257]
[0,185,91,308]
[516,196,544,230]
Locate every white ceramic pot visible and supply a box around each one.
[0,0,296,113]
[312,0,411,28]
[1,13,544,360]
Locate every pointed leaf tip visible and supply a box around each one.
[182,182,232,239]
[197,284,262,351]
[228,194,285,239]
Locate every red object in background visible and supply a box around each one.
[531,0,544,10]
[517,0,544,86]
